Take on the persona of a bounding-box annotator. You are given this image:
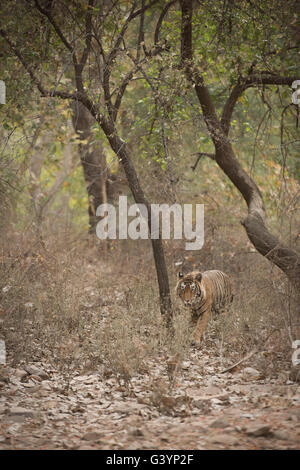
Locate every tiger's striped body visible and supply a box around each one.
[175,270,233,343]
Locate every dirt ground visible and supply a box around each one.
[0,246,299,450]
[1,355,300,450]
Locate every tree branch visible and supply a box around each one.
[79,0,95,69]
[106,0,159,69]
[179,0,300,287]
[136,0,145,62]
[0,28,105,127]
[103,0,160,122]
[180,0,193,66]
[31,0,91,94]
[113,68,136,122]
[32,0,77,61]
[0,28,69,98]
[154,0,177,46]
[221,74,299,135]
[191,152,216,171]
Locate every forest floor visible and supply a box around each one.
[1,352,300,450]
[0,242,299,450]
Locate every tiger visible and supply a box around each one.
[175,270,233,344]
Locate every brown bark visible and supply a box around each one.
[71,81,173,319]
[71,101,108,232]
[180,0,300,290]
[99,120,173,321]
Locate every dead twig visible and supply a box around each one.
[221,327,281,373]
[221,349,258,374]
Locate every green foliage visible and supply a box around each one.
[0,0,299,237]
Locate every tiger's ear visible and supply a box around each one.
[178,272,184,278]
[195,272,202,282]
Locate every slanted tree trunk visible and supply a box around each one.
[1,3,173,322]
[180,0,300,291]
[71,101,108,232]
[71,99,173,322]
[99,119,173,321]
[72,106,173,321]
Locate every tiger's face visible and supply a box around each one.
[176,271,203,309]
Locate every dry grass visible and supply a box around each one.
[0,223,299,386]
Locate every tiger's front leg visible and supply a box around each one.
[193,308,212,345]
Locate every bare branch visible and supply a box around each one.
[32,0,77,61]
[180,0,193,65]
[221,83,244,136]
[154,0,177,45]
[191,152,216,171]
[90,30,107,64]
[113,68,136,121]
[79,0,95,69]
[31,0,87,94]
[106,0,159,69]
[101,1,160,121]
[136,0,145,62]
[102,1,150,121]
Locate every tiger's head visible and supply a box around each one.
[175,271,204,309]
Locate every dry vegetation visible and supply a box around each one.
[1,0,300,451]
[0,154,299,449]
[1,210,299,382]
[0,209,300,449]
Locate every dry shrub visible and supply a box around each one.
[208,256,299,375]
[0,230,87,373]
[92,280,166,382]
[0,212,298,383]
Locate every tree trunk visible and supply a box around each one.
[71,101,173,321]
[180,0,300,291]
[71,101,108,232]
[28,122,76,226]
[100,121,173,322]
[215,142,300,290]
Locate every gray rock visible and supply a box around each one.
[24,365,49,380]
[8,407,35,418]
[242,367,262,381]
[209,418,230,429]
[14,369,28,381]
[246,425,272,437]
[210,433,239,446]
[273,431,290,441]
[82,432,102,441]
[289,366,300,383]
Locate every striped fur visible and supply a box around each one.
[175,270,233,343]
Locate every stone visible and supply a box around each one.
[246,425,272,437]
[209,418,230,429]
[82,432,102,441]
[242,367,262,381]
[210,434,239,446]
[8,407,35,418]
[14,369,28,381]
[24,365,49,380]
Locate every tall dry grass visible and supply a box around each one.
[0,210,299,386]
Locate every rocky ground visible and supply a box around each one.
[1,347,300,450]
[0,254,299,450]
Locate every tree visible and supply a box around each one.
[71,101,108,232]
[177,0,300,289]
[0,0,173,320]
